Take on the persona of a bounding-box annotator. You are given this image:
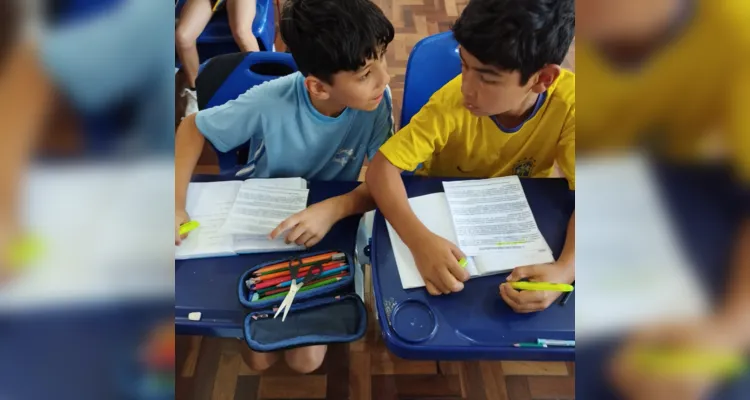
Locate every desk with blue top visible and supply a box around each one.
[175,175,361,337]
[370,176,575,361]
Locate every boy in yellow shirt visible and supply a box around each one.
[367,0,576,312]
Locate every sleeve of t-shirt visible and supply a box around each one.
[557,104,576,190]
[366,86,395,160]
[728,63,750,215]
[195,85,269,153]
[377,87,453,172]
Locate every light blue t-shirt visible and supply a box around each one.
[195,72,394,181]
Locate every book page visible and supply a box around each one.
[221,186,309,236]
[233,234,304,254]
[175,181,242,259]
[575,154,709,339]
[442,177,554,271]
[386,193,480,290]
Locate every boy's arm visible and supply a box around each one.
[366,91,469,295]
[270,86,394,245]
[175,88,264,243]
[174,114,205,212]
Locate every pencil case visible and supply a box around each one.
[237,249,367,352]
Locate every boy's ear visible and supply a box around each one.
[530,64,561,94]
[303,76,331,100]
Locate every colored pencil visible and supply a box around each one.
[259,272,349,297]
[251,262,344,288]
[254,266,349,293]
[256,277,343,301]
[252,261,346,285]
[254,252,344,275]
[255,260,345,281]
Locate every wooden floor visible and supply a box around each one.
[184,1,577,398]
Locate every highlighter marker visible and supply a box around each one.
[179,220,200,236]
[458,258,468,268]
[510,282,574,292]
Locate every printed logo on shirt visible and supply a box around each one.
[513,157,536,177]
[332,148,354,166]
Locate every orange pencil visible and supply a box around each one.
[256,261,345,282]
[255,251,344,275]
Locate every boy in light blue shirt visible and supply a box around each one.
[174,0,393,374]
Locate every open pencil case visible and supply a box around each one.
[237,249,367,352]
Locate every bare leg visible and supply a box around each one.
[239,344,279,372]
[285,345,327,374]
[175,0,213,87]
[227,0,261,52]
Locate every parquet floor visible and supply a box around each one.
[184,1,577,398]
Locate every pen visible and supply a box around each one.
[559,281,574,305]
[513,343,548,348]
[510,282,574,292]
[537,339,575,347]
[179,221,200,236]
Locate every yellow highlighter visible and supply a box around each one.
[179,221,200,236]
[630,347,748,378]
[510,282,574,292]
[7,234,44,269]
[458,258,468,268]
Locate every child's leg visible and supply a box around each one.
[239,344,280,372]
[284,345,327,374]
[175,0,214,87]
[226,0,261,52]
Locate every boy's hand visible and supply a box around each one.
[609,318,744,400]
[499,263,573,313]
[270,199,343,248]
[408,231,469,295]
[175,209,190,245]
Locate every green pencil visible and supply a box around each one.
[255,277,341,301]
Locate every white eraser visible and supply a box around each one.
[188,312,201,321]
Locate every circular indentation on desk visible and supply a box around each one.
[390,299,437,343]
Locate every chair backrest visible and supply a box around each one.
[196,51,298,173]
[400,32,461,127]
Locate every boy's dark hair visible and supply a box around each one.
[0,0,19,66]
[280,0,394,83]
[452,0,574,85]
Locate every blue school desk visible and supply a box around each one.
[0,301,172,399]
[575,163,748,400]
[175,175,361,337]
[370,176,576,361]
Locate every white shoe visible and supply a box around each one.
[181,88,198,117]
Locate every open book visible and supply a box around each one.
[175,178,309,260]
[387,176,555,290]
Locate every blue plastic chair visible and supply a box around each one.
[198,51,298,173]
[51,0,125,25]
[176,0,275,63]
[400,32,462,127]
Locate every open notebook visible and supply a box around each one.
[175,178,309,260]
[387,176,555,290]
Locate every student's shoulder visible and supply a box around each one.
[236,72,302,109]
[547,69,575,112]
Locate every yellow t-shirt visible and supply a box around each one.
[577,0,750,182]
[379,70,576,189]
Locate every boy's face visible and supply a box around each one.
[314,55,391,112]
[459,48,545,117]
